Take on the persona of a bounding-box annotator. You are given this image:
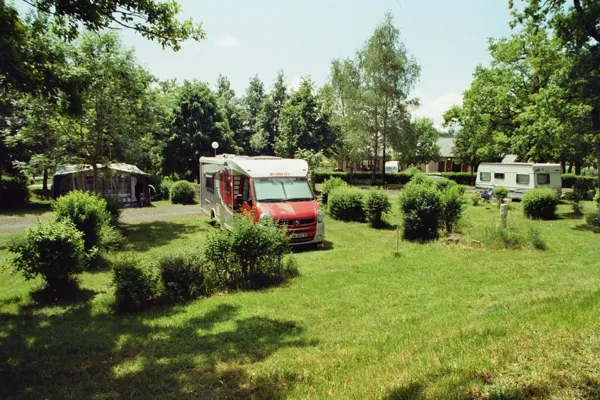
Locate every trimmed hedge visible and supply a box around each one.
[312,170,476,185]
[328,186,366,222]
[523,188,559,220]
[562,174,596,190]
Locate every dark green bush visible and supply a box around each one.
[9,220,85,289]
[158,252,206,302]
[204,217,296,289]
[440,185,466,233]
[52,191,110,250]
[322,177,348,194]
[399,183,442,241]
[0,176,30,209]
[328,186,365,222]
[112,257,157,312]
[97,224,125,252]
[159,179,173,199]
[522,188,559,220]
[364,189,391,227]
[493,187,509,205]
[561,174,595,190]
[170,180,196,204]
[311,170,475,186]
[103,196,122,226]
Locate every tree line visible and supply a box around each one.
[1,2,443,189]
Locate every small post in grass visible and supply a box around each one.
[394,225,401,257]
[500,203,508,229]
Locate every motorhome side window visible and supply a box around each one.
[537,173,550,185]
[480,172,491,182]
[494,173,505,180]
[516,174,530,185]
[205,173,215,193]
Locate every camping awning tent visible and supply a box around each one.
[52,163,150,206]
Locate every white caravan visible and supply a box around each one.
[475,162,562,199]
[199,155,325,246]
[385,161,401,173]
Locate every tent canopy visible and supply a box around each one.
[54,163,147,176]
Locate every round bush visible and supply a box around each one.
[399,183,442,241]
[158,252,206,302]
[159,179,173,200]
[9,220,85,289]
[522,188,559,220]
[364,189,391,226]
[170,180,196,204]
[440,185,466,233]
[328,186,365,222]
[112,257,157,312]
[52,191,110,251]
[322,177,348,194]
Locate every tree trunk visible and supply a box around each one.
[593,102,600,220]
[560,159,566,173]
[575,160,582,175]
[92,163,99,194]
[567,162,573,174]
[42,168,48,191]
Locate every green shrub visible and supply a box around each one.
[522,188,559,220]
[311,170,475,186]
[594,189,599,204]
[204,217,295,289]
[471,195,480,206]
[399,183,442,241]
[561,174,595,190]
[158,252,206,302]
[527,227,547,250]
[159,179,173,199]
[103,196,122,226]
[9,220,85,289]
[493,187,509,205]
[408,172,434,187]
[572,179,590,201]
[112,257,157,312]
[322,176,348,194]
[97,224,125,251]
[170,180,196,204]
[483,225,526,249]
[0,176,30,209]
[52,191,110,250]
[440,185,466,233]
[328,186,365,222]
[364,189,391,227]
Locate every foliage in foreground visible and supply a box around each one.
[522,188,559,220]
[0,176,30,209]
[328,186,366,222]
[52,191,111,251]
[322,176,348,194]
[158,252,207,302]
[170,180,196,204]
[112,257,157,312]
[363,188,391,227]
[8,220,85,289]
[204,216,297,289]
[399,182,442,241]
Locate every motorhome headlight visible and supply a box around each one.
[259,213,272,224]
[316,209,324,223]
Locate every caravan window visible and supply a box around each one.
[537,173,550,185]
[205,173,215,193]
[516,174,530,185]
[494,173,505,180]
[480,172,491,182]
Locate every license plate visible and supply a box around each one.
[290,232,308,239]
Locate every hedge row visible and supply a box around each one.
[312,171,476,185]
[314,171,600,188]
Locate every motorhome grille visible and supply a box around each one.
[278,218,315,226]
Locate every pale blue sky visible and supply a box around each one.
[24,0,515,127]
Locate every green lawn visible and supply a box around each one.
[1,200,600,399]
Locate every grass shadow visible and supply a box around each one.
[0,301,314,399]
[572,224,600,233]
[383,382,425,399]
[371,220,398,230]
[24,282,98,310]
[0,202,52,217]
[558,212,585,220]
[121,220,207,251]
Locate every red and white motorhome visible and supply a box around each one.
[199,155,324,246]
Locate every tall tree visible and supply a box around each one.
[274,78,339,158]
[163,81,236,181]
[216,74,248,152]
[391,118,440,166]
[252,71,288,155]
[240,75,266,153]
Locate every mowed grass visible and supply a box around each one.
[1,199,600,399]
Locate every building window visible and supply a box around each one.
[494,173,505,180]
[516,174,530,185]
[480,172,491,182]
[537,173,550,185]
[205,173,215,193]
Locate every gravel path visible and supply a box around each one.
[0,205,205,234]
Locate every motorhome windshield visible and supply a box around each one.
[254,177,313,202]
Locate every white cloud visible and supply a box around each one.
[215,35,240,48]
[413,91,463,129]
[287,76,303,91]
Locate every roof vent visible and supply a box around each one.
[501,154,518,164]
